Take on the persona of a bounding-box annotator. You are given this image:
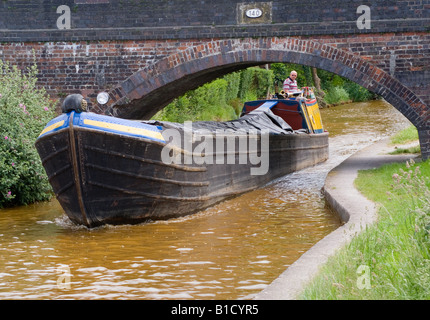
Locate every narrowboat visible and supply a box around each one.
[35,89,328,227]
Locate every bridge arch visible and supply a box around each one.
[106,37,430,157]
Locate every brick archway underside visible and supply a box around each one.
[106,37,430,158]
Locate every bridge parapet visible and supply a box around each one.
[1,1,428,41]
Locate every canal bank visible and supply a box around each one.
[254,136,420,300]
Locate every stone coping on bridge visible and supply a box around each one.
[2,18,429,42]
[253,137,419,300]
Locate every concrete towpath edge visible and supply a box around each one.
[253,137,419,300]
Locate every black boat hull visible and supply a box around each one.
[36,96,328,227]
[36,114,327,227]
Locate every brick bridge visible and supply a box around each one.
[1,1,429,157]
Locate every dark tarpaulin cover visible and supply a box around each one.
[146,109,304,135]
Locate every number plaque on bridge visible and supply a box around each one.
[245,8,263,18]
[237,2,272,25]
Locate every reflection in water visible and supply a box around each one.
[0,100,410,299]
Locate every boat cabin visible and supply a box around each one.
[241,89,324,134]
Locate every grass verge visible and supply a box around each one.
[300,158,430,299]
[389,125,420,155]
[390,125,419,145]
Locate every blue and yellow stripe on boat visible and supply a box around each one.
[82,118,164,142]
[38,112,165,143]
[39,119,65,136]
[38,114,69,137]
[78,112,165,143]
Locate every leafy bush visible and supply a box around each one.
[223,72,241,103]
[344,81,378,102]
[153,67,273,122]
[238,67,273,101]
[154,77,236,122]
[0,60,56,208]
[323,86,350,105]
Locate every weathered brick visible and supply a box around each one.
[0,1,429,155]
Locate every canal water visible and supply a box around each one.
[0,100,411,300]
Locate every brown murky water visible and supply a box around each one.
[0,100,410,300]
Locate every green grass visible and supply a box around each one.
[390,125,419,145]
[300,159,430,299]
[389,145,421,155]
[389,125,420,155]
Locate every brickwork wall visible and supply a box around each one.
[1,1,428,105]
[309,33,430,107]
[1,0,428,41]
[1,0,429,157]
[0,40,177,99]
[1,33,428,109]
